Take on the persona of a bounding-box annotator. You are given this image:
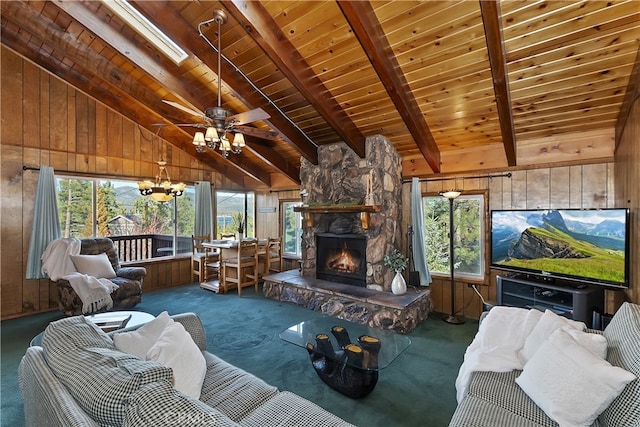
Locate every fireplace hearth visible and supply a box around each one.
[316,233,366,287]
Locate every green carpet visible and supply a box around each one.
[1,284,478,426]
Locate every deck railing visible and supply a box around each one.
[110,234,192,262]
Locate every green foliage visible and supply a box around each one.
[423,196,482,276]
[384,248,408,272]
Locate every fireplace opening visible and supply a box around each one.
[316,233,366,287]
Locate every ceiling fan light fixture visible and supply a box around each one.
[205,127,219,142]
[219,135,231,158]
[192,131,206,153]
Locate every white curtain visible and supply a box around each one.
[194,181,213,238]
[26,166,61,279]
[411,177,431,285]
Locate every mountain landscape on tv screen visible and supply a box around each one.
[491,210,626,284]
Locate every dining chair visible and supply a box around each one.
[260,237,282,276]
[220,240,258,296]
[191,235,218,283]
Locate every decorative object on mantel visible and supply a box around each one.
[384,248,408,295]
[440,189,464,324]
[294,204,382,229]
[300,188,308,205]
[137,160,186,203]
[364,170,374,206]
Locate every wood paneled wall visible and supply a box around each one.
[0,47,232,319]
[401,163,622,320]
[615,97,640,306]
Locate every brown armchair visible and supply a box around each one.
[55,238,145,316]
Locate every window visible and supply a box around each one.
[281,201,303,257]
[215,190,255,238]
[56,177,195,261]
[423,193,484,280]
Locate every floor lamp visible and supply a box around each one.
[440,190,464,325]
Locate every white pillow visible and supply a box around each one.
[565,328,608,360]
[516,328,635,427]
[146,321,207,399]
[113,311,172,359]
[70,253,117,279]
[520,309,585,363]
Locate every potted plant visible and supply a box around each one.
[232,212,245,239]
[384,249,408,295]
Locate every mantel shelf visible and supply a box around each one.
[293,204,382,214]
[294,204,382,229]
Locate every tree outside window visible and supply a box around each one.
[423,194,484,279]
[56,177,195,260]
[282,201,302,257]
[215,190,254,238]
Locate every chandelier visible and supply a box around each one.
[137,160,186,202]
[192,129,245,158]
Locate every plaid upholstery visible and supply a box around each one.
[42,316,173,426]
[460,371,558,427]
[599,302,640,427]
[200,352,278,422]
[22,313,354,427]
[450,304,640,427]
[239,391,355,427]
[123,380,238,426]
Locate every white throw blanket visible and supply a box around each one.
[41,238,118,313]
[41,238,81,280]
[455,306,544,402]
[63,273,119,314]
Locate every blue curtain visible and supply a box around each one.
[194,181,213,238]
[26,166,61,279]
[411,177,432,285]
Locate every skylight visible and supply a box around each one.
[101,0,188,65]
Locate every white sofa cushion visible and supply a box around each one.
[70,253,117,279]
[516,328,635,427]
[113,311,171,359]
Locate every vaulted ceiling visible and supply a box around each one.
[2,1,638,189]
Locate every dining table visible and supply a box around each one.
[201,239,269,289]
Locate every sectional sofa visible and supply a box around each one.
[19,312,353,426]
[449,302,640,426]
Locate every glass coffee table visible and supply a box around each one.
[280,317,411,398]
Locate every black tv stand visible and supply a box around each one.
[497,275,604,328]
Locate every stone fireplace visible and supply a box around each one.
[262,135,433,334]
[299,135,402,291]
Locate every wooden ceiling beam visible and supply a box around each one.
[0,0,256,187]
[480,0,517,166]
[615,45,640,148]
[337,0,441,173]
[131,1,317,168]
[48,1,271,185]
[244,137,300,183]
[224,0,367,158]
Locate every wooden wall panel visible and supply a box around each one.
[0,48,225,319]
[615,98,640,306]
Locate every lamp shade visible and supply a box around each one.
[232,133,246,148]
[204,127,218,142]
[192,131,205,147]
[440,190,462,199]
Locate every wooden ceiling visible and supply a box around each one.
[2,1,638,189]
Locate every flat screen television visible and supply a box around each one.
[490,208,630,288]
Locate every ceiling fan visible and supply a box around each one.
[163,9,277,157]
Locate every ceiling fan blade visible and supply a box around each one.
[226,108,270,126]
[233,125,279,141]
[162,100,205,119]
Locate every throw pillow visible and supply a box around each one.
[147,321,207,399]
[565,328,607,359]
[70,253,117,279]
[516,328,635,427]
[520,309,585,363]
[113,311,172,359]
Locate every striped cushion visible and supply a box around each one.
[239,391,355,427]
[123,380,238,427]
[199,352,278,422]
[600,302,640,427]
[42,316,173,426]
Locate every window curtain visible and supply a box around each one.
[411,177,432,285]
[194,181,213,238]
[26,166,61,279]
